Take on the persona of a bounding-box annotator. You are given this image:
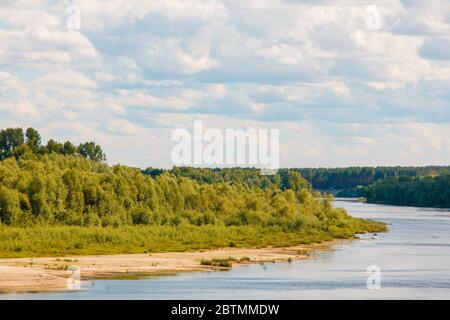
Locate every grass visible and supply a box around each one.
[200,256,251,267]
[0,220,387,259]
[200,257,237,268]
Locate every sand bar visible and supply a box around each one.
[0,242,336,294]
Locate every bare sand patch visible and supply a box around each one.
[0,242,337,294]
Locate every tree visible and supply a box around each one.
[0,186,21,224]
[0,128,24,160]
[77,142,106,162]
[25,127,42,152]
[46,139,63,154]
[63,141,77,155]
[286,171,310,191]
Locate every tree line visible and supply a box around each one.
[144,166,450,208]
[362,175,450,208]
[296,166,450,191]
[143,167,311,192]
[144,166,450,192]
[0,127,106,162]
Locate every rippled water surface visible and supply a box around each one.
[4,200,450,299]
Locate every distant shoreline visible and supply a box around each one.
[0,242,339,294]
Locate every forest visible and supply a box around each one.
[296,167,450,194]
[0,127,386,257]
[362,175,450,208]
[143,167,312,191]
[144,166,450,198]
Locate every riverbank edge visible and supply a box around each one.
[0,239,349,294]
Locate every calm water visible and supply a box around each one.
[3,200,450,300]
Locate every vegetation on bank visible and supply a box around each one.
[296,167,450,191]
[1,152,369,229]
[144,166,450,197]
[154,167,450,208]
[0,127,386,258]
[362,175,450,208]
[0,222,386,258]
[144,167,311,192]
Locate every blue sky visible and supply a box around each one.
[1,0,449,168]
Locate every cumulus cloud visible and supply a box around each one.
[0,0,449,167]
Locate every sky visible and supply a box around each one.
[0,0,449,169]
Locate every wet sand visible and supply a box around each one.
[0,243,334,293]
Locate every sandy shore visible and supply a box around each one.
[0,242,336,294]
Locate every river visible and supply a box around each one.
[4,199,450,299]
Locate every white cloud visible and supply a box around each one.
[117,90,191,110]
[36,70,97,89]
[1,0,449,168]
[106,119,145,136]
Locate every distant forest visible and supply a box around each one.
[362,175,450,208]
[144,166,450,192]
[143,167,312,192]
[296,167,450,191]
[144,166,450,208]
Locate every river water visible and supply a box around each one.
[3,199,450,299]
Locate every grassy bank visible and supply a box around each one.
[0,220,386,258]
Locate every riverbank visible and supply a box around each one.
[0,221,387,258]
[0,242,337,294]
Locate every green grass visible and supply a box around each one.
[201,256,251,267]
[200,258,236,267]
[0,220,387,258]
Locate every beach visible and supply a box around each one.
[0,243,333,294]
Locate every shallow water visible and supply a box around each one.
[3,200,450,300]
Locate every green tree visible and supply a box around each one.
[77,142,106,162]
[62,141,77,155]
[0,128,24,160]
[286,171,310,191]
[25,127,42,152]
[46,139,63,154]
[0,186,21,224]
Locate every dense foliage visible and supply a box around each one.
[297,167,450,191]
[0,153,373,233]
[152,166,450,201]
[145,166,450,195]
[0,222,388,258]
[362,175,450,208]
[144,167,311,191]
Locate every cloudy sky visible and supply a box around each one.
[1,0,449,168]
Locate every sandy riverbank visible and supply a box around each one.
[0,242,337,294]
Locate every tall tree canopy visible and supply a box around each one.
[25,127,42,152]
[0,127,106,162]
[77,142,106,162]
[0,128,24,160]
